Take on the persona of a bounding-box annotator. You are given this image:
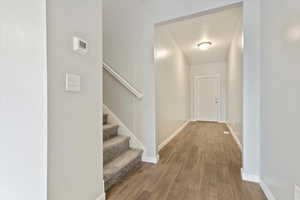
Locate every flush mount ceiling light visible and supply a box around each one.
[197,41,212,50]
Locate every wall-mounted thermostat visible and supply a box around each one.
[73,37,88,55]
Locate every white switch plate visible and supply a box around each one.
[295,185,300,200]
[65,73,80,92]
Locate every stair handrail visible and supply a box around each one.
[103,62,143,99]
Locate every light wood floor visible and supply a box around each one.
[107,122,267,200]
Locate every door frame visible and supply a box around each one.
[152,1,261,180]
[192,74,221,122]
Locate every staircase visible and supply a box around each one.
[103,113,143,191]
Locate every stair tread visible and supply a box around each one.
[104,149,143,181]
[104,135,130,150]
[103,123,119,141]
[104,124,118,130]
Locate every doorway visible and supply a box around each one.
[193,75,221,122]
[155,3,244,158]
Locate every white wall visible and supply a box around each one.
[155,26,191,147]
[227,17,243,146]
[260,0,300,199]
[0,1,47,199]
[103,0,157,159]
[191,61,227,122]
[142,0,241,24]
[242,0,261,179]
[47,0,104,199]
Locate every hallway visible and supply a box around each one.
[107,122,266,200]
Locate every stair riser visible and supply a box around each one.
[103,114,108,125]
[104,155,142,191]
[103,126,118,141]
[104,139,130,165]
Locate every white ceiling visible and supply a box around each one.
[162,7,242,66]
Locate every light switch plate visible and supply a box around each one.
[66,73,80,92]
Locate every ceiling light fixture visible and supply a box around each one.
[197,41,212,50]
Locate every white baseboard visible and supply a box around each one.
[142,154,160,164]
[260,181,277,200]
[96,193,106,200]
[226,123,242,150]
[103,104,145,151]
[158,121,189,151]
[241,168,260,183]
[241,169,276,200]
[96,180,106,200]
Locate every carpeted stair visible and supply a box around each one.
[103,113,143,191]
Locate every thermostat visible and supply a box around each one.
[73,37,88,55]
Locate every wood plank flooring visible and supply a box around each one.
[106,121,267,200]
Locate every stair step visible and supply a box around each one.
[103,113,108,125]
[104,149,143,191]
[103,124,119,141]
[104,135,130,165]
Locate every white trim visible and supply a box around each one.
[226,123,242,150]
[158,121,189,151]
[96,193,106,200]
[194,119,218,122]
[103,104,145,151]
[260,181,276,200]
[103,62,143,99]
[142,154,160,164]
[41,0,48,196]
[241,168,260,183]
[241,170,277,200]
[96,180,106,200]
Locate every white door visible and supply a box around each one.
[193,75,220,121]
